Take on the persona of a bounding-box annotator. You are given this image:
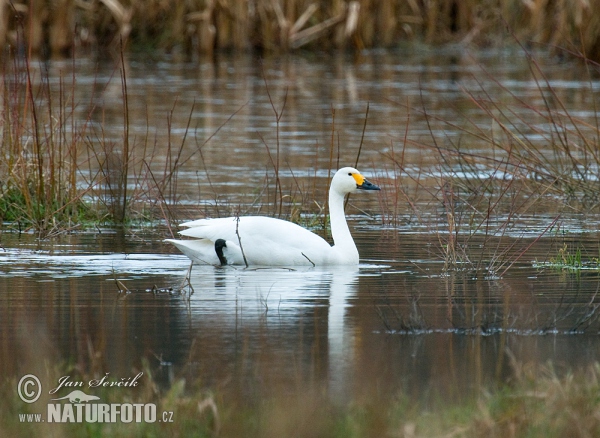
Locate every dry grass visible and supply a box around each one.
[373,43,600,276]
[471,361,600,438]
[0,47,193,235]
[2,1,600,60]
[0,52,92,235]
[3,346,600,437]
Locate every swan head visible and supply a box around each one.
[332,167,381,195]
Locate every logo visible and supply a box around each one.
[52,390,100,403]
[16,373,174,424]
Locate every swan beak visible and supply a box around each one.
[356,177,380,191]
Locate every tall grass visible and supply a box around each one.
[374,44,600,276]
[0,48,193,235]
[0,53,92,235]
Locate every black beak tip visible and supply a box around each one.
[358,179,381,191]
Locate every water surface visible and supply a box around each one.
[2,228,600,407]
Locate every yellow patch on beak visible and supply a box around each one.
[352,173,365,186]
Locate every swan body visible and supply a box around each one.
[166,167,380,266]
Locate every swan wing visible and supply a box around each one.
[174,216,335,266]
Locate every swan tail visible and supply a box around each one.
[165,239,219,265]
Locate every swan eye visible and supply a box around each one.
[348,172,352,176]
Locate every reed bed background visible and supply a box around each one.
[1,0,600,60]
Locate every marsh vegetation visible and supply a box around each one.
[4,0,600,62]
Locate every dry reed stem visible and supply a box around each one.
[377,43,600,276]
[4,1,600,60]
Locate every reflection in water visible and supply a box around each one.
[1,231,600,405]
[185,265,360,401]
[326,267,357,402]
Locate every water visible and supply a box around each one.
[3,47,600,409]
[3,229,600,406]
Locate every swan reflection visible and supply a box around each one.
[186,265,360,398]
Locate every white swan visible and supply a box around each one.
[165,167,380,266]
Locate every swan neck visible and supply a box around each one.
[329,190,354,249]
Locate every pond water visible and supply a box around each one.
[2,229,600,407]
[3,47,600,410]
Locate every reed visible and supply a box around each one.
[447,54,600,208]
[83,69,195,229]
[374,42,600,277]
[535,241,600,272]
[4,1,600,61]
[0,52,95,235]
[0,45,200,234]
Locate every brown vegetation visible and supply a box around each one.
[1,1,600,59]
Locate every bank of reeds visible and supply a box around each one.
[0,53,93,235]
[3,1,600,60]
[0,48,192,235]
